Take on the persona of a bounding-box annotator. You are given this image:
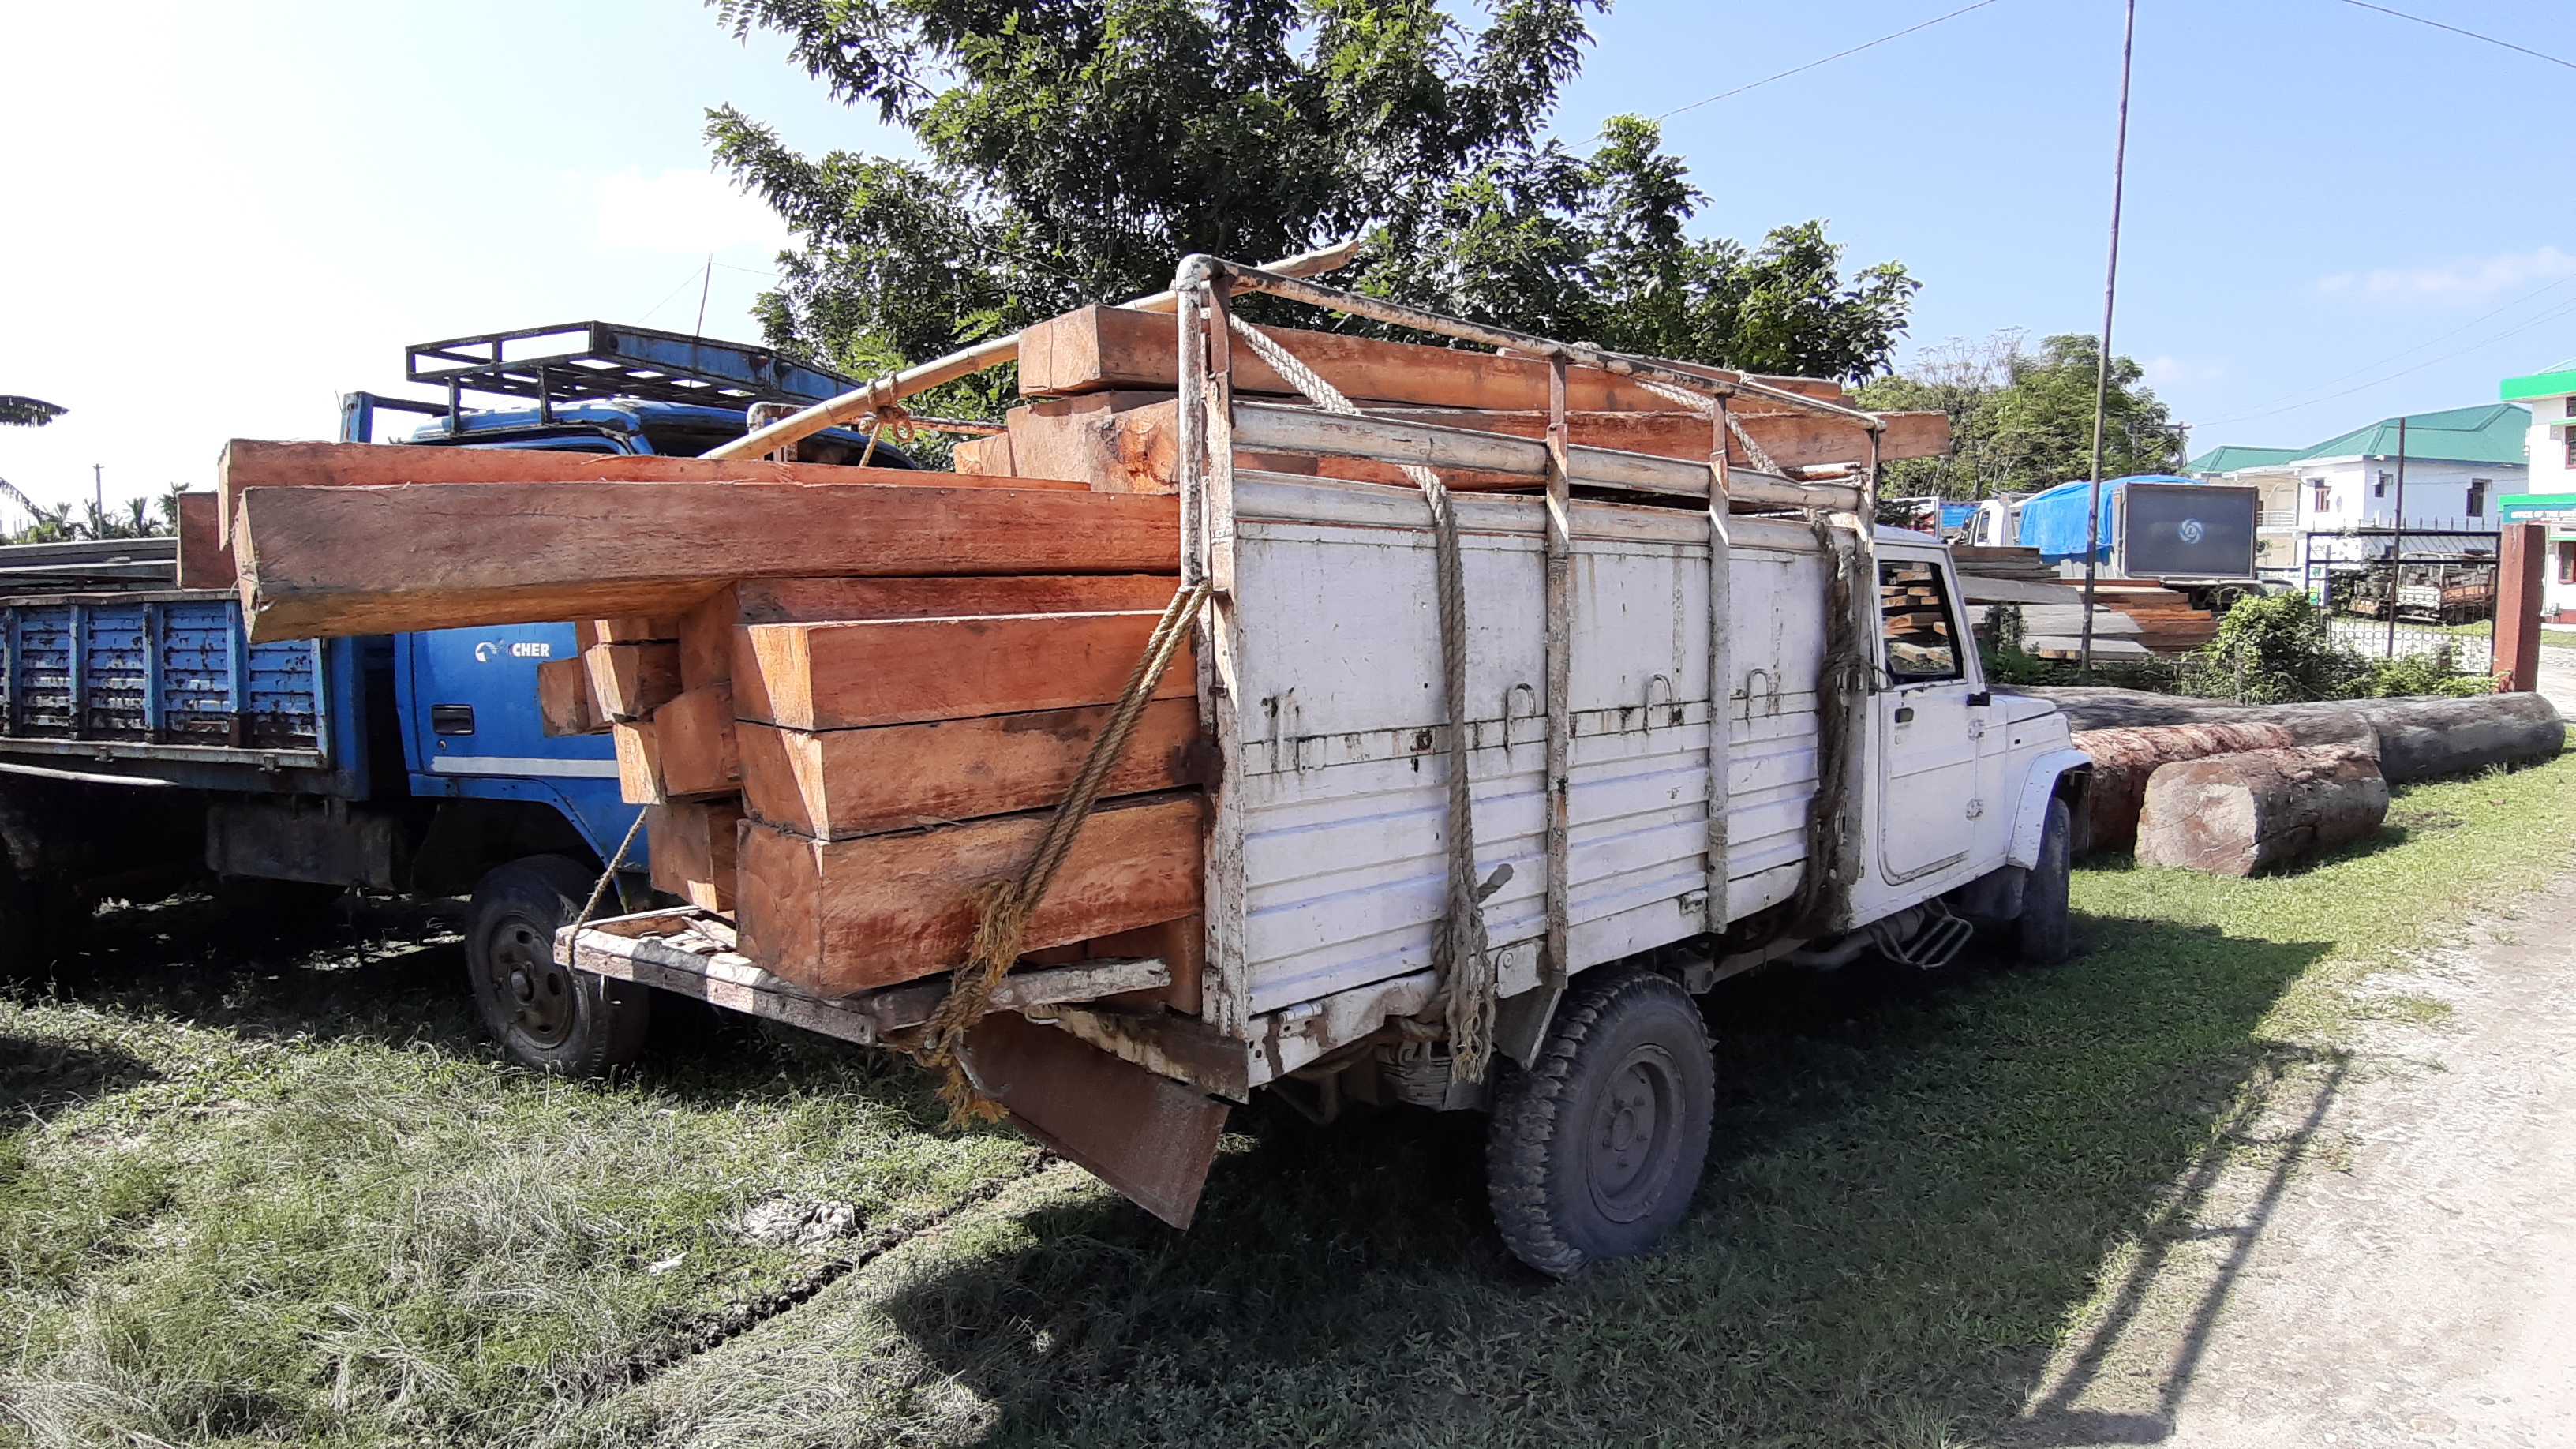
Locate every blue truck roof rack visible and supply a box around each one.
[404,320,859,418]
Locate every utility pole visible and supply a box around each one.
[2077,0,2138,681]
[92,463,102,522]
[2385,415,2408,657]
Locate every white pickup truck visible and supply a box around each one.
[567,271,2092,1277]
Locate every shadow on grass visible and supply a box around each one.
[0,1029,155,1125]
[856,919,2334,1447]
[27,890,943,1118]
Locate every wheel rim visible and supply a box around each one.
[486,911,576,1047]
[1588,1043,1683,1224]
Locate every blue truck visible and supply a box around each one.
[0,322,900,1069]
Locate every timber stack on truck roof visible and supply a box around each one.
[215,247,2098,1275]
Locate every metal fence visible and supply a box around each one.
[2328,619,2492,673]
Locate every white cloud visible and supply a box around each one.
[593,167,790,256]
[2146,355,2228,387]
[2316,245,2576,306]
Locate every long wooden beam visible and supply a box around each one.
[1226,402,1864,511]
[230,481,1181,641]
[735,792,1205,996]
[1017,305,1846,411]
[213,440,1081,547]
[998,396,1941,494]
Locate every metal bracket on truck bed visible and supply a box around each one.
[561,908,1226,1229]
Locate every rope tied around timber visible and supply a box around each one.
[1632,375,1785,475]
[912,577,1213,1122]
[1222,310,1501,1084]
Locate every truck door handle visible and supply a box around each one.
[1893,706,1915,723]
[431,704,477,735]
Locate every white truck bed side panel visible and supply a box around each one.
[1226,477,1828,1015]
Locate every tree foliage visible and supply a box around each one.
[1858,330,2185,499]
[705,0,1917,406]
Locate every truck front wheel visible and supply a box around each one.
[2018,797,2075,966]
[1485,970,1716,1277]
[466,855,647,1076]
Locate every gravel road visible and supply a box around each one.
[2014,874,2576,1447]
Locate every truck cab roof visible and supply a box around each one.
[395,398,916,470]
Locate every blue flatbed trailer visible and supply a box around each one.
[0,324,899,1056]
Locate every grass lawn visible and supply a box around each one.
[6,754,2574,1447]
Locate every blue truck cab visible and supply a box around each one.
[0,322,891,1063]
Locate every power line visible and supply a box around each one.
[1657,0,2005,120]
[2207,287,2576,431]
[2334,0,2576,73]
[2196,268,2576,428]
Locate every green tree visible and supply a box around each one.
[1859,331,2185,498]
[705,0,1918,409]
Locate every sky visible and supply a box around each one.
[2,0,2571,513]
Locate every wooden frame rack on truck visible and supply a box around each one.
[219,247,2093,1275]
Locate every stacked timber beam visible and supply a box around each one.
[221,300,1939,1009]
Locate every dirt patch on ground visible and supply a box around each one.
[2012,874,2576,1447]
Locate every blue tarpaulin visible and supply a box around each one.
[2015,474,2199,560]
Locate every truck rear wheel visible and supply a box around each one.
[466,855,647,1076]
[2018,797,2074,966]
[1486,970,1715,1277]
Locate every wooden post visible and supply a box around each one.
[1540,359,1574,1009]
[1195,280,1251,1038]
[2496,520,2547,692]
[1706,399,1735,930]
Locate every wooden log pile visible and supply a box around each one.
[221,302,1938,1004]
[2069,721,2342,850]
[2028,687,2565,783]
[2135,743,2390,876]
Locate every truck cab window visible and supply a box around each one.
[1878,560,1962,682]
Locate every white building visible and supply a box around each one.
[2188,403,2529,586]
[2499,359,2576,620]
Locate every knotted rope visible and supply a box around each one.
[912,577,1213,1121]
[1223,313,1500,1083]
[857,402,919,467]
[1633,376,1784,475]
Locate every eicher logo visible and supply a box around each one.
[473,641,554,662]
[2177,519,2206,545]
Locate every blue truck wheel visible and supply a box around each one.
[466,855,648,1076]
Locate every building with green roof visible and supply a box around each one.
[2190,402,2529,581]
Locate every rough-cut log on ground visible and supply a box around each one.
[2136,745,2390,877]
[537,657,608,737]
[1017,305,1844,410]
[738,695,1204,840]
[2070,721,2328,850]
[647,798,744,913]
[653,683,739,799]
[732,611,1195,732]
[230,481,1181,641]
[734,790,1204,997]
[2016,687,2565,782]
[175,492,233,590]
[215,440,1080,542]
[994,395,1945,494]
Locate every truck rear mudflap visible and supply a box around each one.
[563,908,1228,1226]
